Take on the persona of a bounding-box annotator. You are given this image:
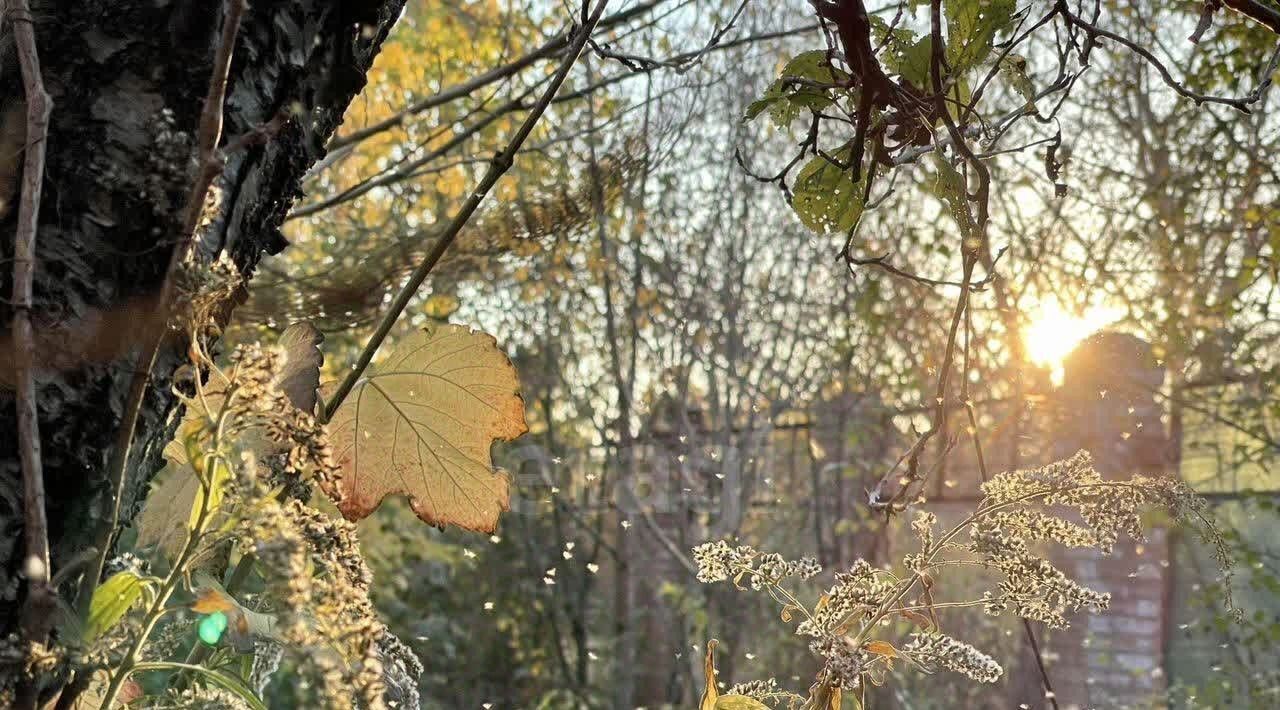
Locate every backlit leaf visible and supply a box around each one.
[86,571,153,642]
[327,323,528,532]
[745,50,850,127]
[792,144,865,234]
[865,639,900,658]
[945,0,1016,71]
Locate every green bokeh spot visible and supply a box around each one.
[197,611,228,645]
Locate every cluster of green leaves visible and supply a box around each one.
[744,51,852,128]
[743,0,1021,236]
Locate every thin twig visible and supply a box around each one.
[323,0,615,421]
[7,0,55,676]
[1057,0,1261,113]
[1021,618,1062,710]
[327,0,666,152]
[77,0,248,617]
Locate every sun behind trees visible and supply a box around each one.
[0,0,1278,708]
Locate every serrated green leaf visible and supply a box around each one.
[744,50,850,127]
[86,571,152,642]
[945,0,1016,72]
[886,34,933,89]
[792,145,866,234]
[743,95,782,123]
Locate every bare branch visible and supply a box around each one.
[6,0,55,680]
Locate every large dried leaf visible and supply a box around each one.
[133,445,225,559]
[275,322,324,415]
[326,324,528,532]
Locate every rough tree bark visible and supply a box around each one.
[0,0,405,639]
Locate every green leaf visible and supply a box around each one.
[791,145,865,234]
[945,0,1016,71]
[883,32,933,89]
[86,571,152,642]
[744,50,850,127]
[743,96,780,123]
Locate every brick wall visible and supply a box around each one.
[1049,532,1169,709]
[1046,332,1172,709]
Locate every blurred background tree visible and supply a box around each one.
[224,0,1280,707]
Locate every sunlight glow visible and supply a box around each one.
[1024,301,1123,385]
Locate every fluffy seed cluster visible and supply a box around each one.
[377,630,426,710]
[809,634,869,689]
[176,252,242,338]
[797,560,894,637]
[143,687,253,710]
[690,451,1237,701]
[726,678,781,700]
[211,343,341,495]
[968,517,1110,627]
[971,450,1237,625]
[692,541,820,588]
[239,496,389,709]
[910,510,936,548]
[903,632,1003,684]
[104,551,148,577]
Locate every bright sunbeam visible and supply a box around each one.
[1024,301,1123,384]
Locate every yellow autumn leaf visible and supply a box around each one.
[326,324,528,532]
[715,696,771,709]
[423,293,461,320]
[864,640,899,658]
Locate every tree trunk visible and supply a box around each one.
[0,0,405,638]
